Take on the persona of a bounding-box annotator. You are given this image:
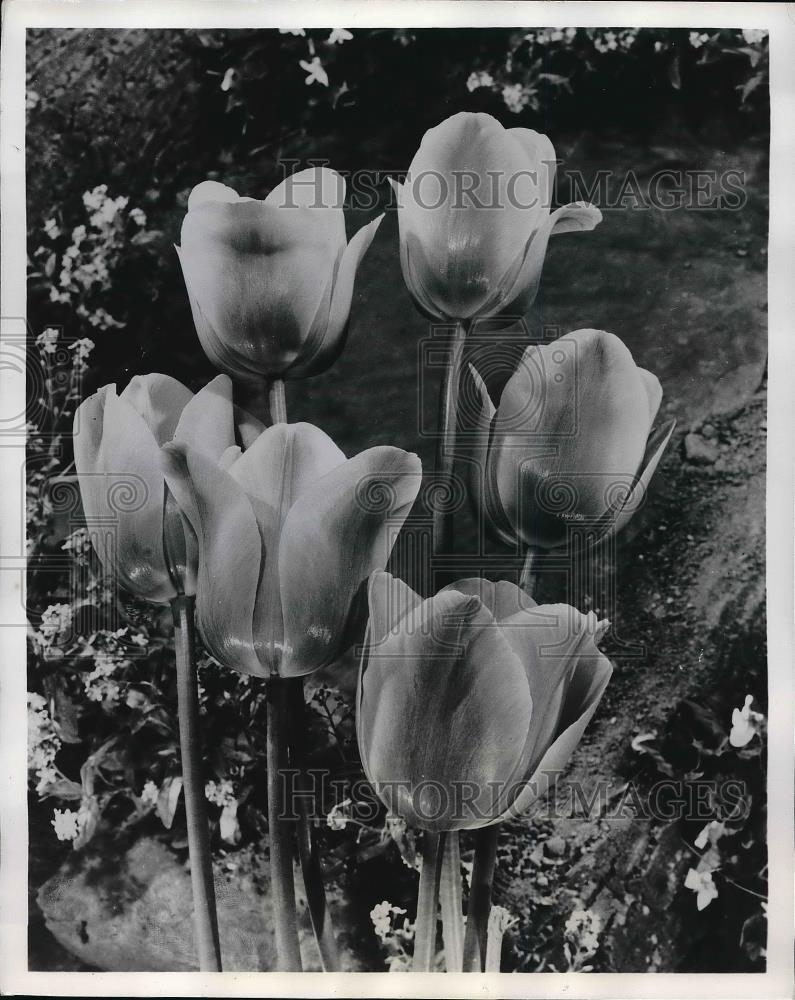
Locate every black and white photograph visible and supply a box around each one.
[1,2,792,996]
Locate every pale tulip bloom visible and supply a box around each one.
[74,373,238,603]
[160,425,421,678]
[390,112,602,321]
[177,167,383,380]
[469,328,675,550]
[357,572,612,832]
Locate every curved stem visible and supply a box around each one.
[439,830,464,971]
[520,546,538,596]
[171,595,222,971]
[462,824,499,972]
[266,676,303,971]
[269,378,288,425]
[289,678,341,971]
[413,831,443,971]
[432,321,468,558]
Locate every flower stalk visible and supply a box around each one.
[462,824,499,972]
[171,594,222,972]
[413,831,443,971]
[289,678,341,971]
[266,676,303,970]
[439,830,464,971]
[269,378,287,425]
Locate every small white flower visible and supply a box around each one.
[52,808,80,841]
[299,56,329,87]
[694,820,727,850]
[327,798,352,831]
[43,218,60,239]
[327,28,353,45]
[279,28,306,36]
[466,70,495,92]
[654,41,665,53]
[742,29,766,45]
[684,868,719,910]
[550,29,564,42]
[128,207,147,226]
[220,67,238,92]
[35,328,59,355]
[729,694,764,748]
[219,800,240,844]
[141,780,159,806]
[689,31,710,50]
[501,83,527,114]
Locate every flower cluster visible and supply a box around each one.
[563,905,602,971]
[28,692,62,794]
[370,900,416,972]
[31,184,152,331]
[205,778,241,844]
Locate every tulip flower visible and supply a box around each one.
[159,426,421,678]
[469,328,676,550]
[177,168,384,380]
[73,373,239,603]
[357,572,612,832]
[390,112,602,322]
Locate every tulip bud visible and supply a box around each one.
[357,572,612,832]
[177,168,384,381]
[390,112,602,322]
[74,373,237,603]
[160,423,422,678]
[469,329,676,549]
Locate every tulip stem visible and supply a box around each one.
[433,321,468,558]
[439,830,464,971]
[462,824,500,972]
[171,595,223,972]
[520,546,539,598]
[266,676,303,971]
[288,678,341,971]
[413,830,443,971]
[269,378,287,425]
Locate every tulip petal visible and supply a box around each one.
[279,251,339,379]
[227,421,346,516]
[119,374,194,446]
[360,588,533,831]
[366,570,424,648]
[279,447,422,676]
[400,113,547,319]
[495,604,603,791]
[639,367,663,425]
[466,364,516,547]
[264,166,347,250]
[188,180,241,211]
[179,197,339,375]
[233,404,266,450]
[499,201,602,316]
[291,212,385,378]
[506,128,557,218]
[500,653,612,820]
[159,443,265,676]
[492,330,656,548]
[176,244,266,381]
[390,177,443,320]
[440,577,537,621]
[611,418,676,536]
[173,374,236,461]
[74,387,175,603]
